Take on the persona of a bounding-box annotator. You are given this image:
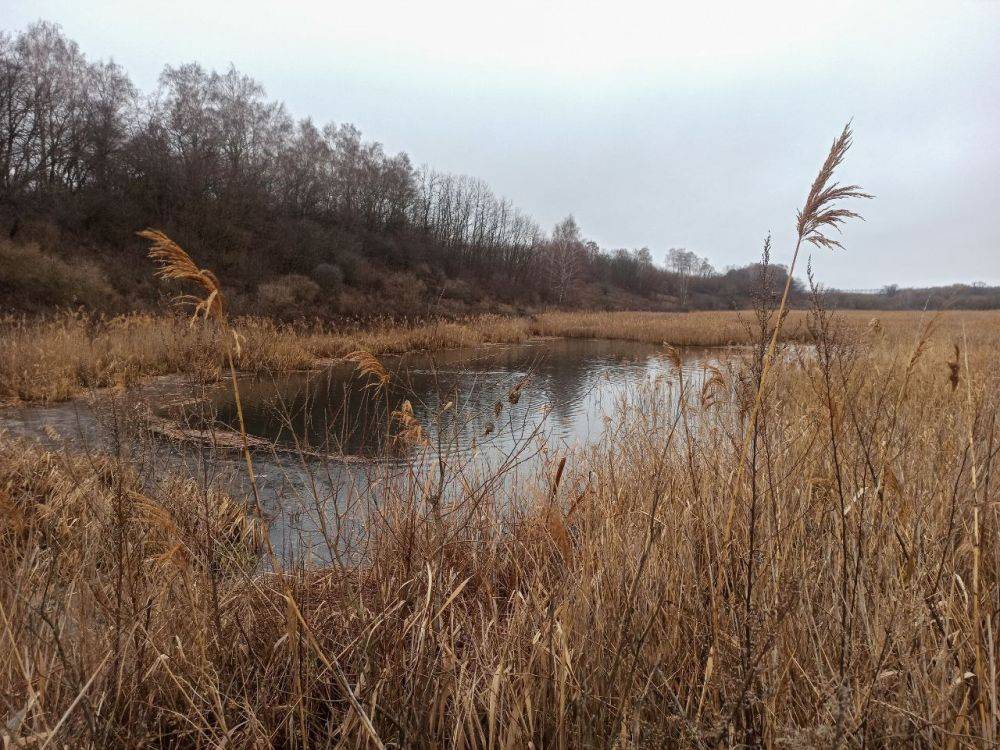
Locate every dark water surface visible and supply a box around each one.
[2,338,732,468]
[194,338,728,462]
[2,338,733,555]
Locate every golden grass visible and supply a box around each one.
[3,309,1000,404]
[6,125,1000,747]
[345,349,392,391]
[0,313,312,403]
[140,229,226,322]
[534,308,1000,348]
[2,318,999,746]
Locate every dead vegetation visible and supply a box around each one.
[2,309,999,747]
[4,309,999,405]
[2,127,999,748]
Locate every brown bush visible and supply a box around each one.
[256,273,322,314]
[0,241,118,312]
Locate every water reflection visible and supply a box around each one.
[1,338,734,559]
[195,338,726,464]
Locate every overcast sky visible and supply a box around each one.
[3,0,998,288]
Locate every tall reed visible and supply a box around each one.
[2,130,998,747]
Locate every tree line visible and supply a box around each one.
[5,21,989,317]
[0,21,767,314]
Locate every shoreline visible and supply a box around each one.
[4,308,1000,745]
[2,308,998,407]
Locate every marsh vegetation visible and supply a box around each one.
[3,294,999,747]
[1,81,998,750]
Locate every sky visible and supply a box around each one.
[3,0,998,288]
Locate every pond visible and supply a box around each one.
[2,337,735,557]
[183,337,729,464]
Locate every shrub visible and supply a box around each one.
[338,253,380,288]
[312,262,344,290]
[257,274,321,314]
[0,241,117,311]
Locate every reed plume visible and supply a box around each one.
[717,123,872,676]
[797,124,873,250]
[391,399,427,447]
[139,229,225,322]
[138,229,269,561]
[346,350,390,391]
[735,123,871,451]
[947,343,961,390]
[508,374,530,404]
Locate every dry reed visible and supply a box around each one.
[2,130,1000,748]
[5,310,999,405]
[2,315,998,746]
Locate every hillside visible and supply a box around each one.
[1,21,997,317]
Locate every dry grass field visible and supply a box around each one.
[4,308,999,404]
[2,303,999,747]
[3,128,999,748]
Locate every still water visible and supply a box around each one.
[191,338,728,465]
[2,338,733,555]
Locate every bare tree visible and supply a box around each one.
[666,247,713,307]
[547,215,585,304]
[1,21,823,314]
